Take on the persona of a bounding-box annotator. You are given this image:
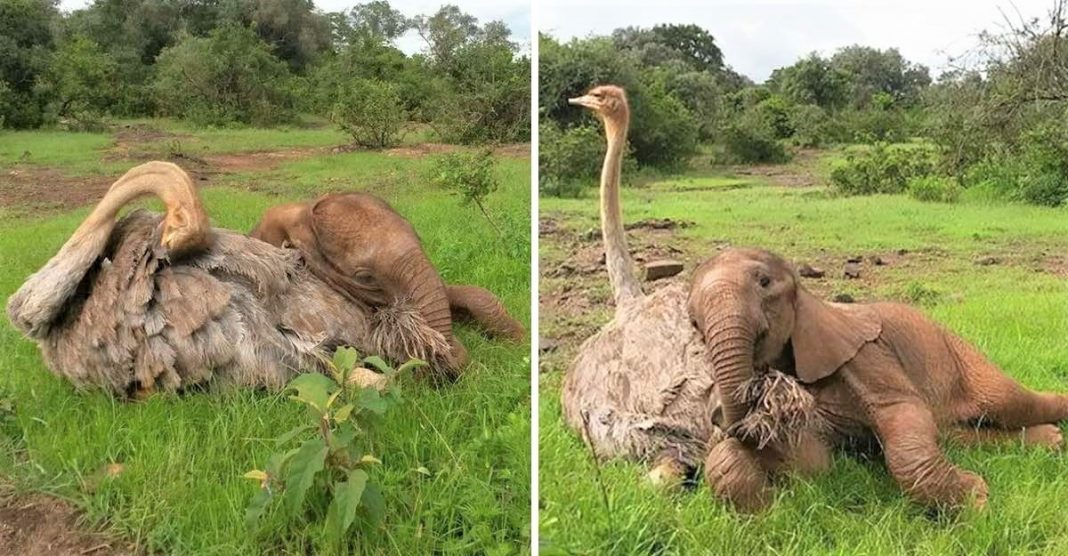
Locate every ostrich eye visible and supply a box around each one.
[758,275,771,288]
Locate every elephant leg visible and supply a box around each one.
[946,424,1063,450]
[953,334,1068,427]
[704,436,774,513]
[446,285,526,340]
[755,430,833,478]
[972,383,1068,429]
[872,400,988,509]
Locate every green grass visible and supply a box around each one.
[540,171,1068,555]
[0,129,123,175]
[0,133,531,554]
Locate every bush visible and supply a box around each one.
[788,104,839,147]
[719,110,790,163]
[830,143,937,195]
[960,127,1068,207]
[331,79,407,149]
[538,120,605,197]
[907,176,962,203]
[153,25,296,126]
[839,108,908,143]
[428,150,502,232]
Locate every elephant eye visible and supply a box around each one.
[758,275,771,288]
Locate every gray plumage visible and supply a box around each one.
[561,284,721,467]
[7,162,449,395]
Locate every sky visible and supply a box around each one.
[538,0,1054,82]
[56,0,532,55]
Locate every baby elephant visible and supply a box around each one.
[690,248,1067,511]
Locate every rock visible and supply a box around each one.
[833,293,855,303]
[539,337,559,353]
[843,261,862,279]
[847,255,863,264]
[797,263,825,279]
[870,255,886,266]
[896,249,909,256]
[975,256,1000,266]
[645,260,684,281]
[582,228,599,241]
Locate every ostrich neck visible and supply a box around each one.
[7,165,197,338]
[600,116,642,310]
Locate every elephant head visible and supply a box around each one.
[687,248,881,428]
[250,193,466,371]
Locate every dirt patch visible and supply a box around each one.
[202,147,323,172]
[726,149,825,188]
[0,490,135,555]
[383,143,531,159]
[0,167,114,212]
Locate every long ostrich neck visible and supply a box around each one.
[7,163,200,338]
[600,112,642,310]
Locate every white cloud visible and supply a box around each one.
[538,0,1054,81]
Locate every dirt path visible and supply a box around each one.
[0,490,135,555]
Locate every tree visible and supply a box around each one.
[412,4,478,76]
[767,53,849,109]
[245,0,332,72]
[43,35,118,123]
[830,45,930,107]
[153,24,296,125]
[612,24,724,73]
[0,0,58,128]
[331,78,407,148]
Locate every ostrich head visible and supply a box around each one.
[568,85,629,124]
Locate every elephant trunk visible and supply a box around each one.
[692,288,760,427]
[389,247,467,371]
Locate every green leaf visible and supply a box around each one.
[395,358,428,375]
[283,437,328,517]
[286,373,338,412]
[360,483,386,525]
[274,423,314,447]
[245,485,273,529]
[333,347,360,373]
[362,355,392,373]
[334,403,355,423]
[356,388,388,415]
[326,469,368,539]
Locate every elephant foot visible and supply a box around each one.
[955,471,989,510]
[1023,424,1064,450]
[704,437,773,513]
[646,456,686,489]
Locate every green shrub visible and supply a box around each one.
[830,143,936,195]
[331,79,407,148]
[719,110,790,164]
[538,120,605,197]
[839,108,907,143]
[428,150,502,232]
[153,25,296,126]
[245,348,423,546]
[907,175,962,203]
[788,104,840,147]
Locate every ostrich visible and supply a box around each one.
[6,161,466,396]
[558,86,819,506]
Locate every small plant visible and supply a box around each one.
[244,348,425,543]
[428,149,502,234]
[907,176,962,203]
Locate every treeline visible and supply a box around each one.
[0,0,530,145]
[540,3,1068,207]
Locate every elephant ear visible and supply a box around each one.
[791,288,881,383]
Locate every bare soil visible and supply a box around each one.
[725,148,825,188]
[0,490,135,555]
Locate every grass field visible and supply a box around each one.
[538,153,1068,555]
[0,121,531,554]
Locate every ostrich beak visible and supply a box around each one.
[568,95,597,109]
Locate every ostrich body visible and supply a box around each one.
[7,162,449,395]
[559,87,724,470]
